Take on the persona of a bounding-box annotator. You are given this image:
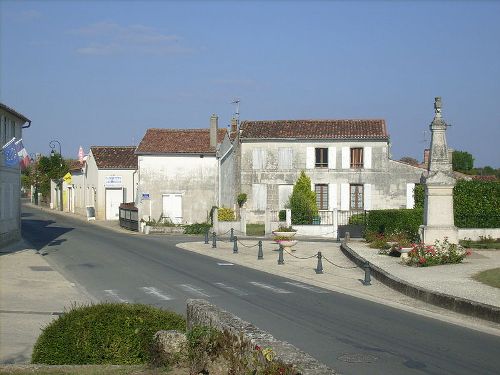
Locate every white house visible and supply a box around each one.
[0,102,31,247]
[135,114,232,224]
[236,119,424,226]
[83,146,138,220]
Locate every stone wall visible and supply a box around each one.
[187,299,336,375]
[458,228,500,241]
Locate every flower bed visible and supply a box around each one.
[403,238,472,267]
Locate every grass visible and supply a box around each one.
[460,237,500,250]
[246,223,265,236]
[473,268,500,289]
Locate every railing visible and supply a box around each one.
[119,203,139,232]
[337,210,366,226]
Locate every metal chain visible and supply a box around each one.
[322,255,358,269]
[237,240,260,248]
[282,248,318,260]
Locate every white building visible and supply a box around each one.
[135,114,232,224]
[0,103,31,247]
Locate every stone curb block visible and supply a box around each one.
[340,243,500,324]
[187,299,336,375]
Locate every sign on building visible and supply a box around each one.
[104,176,122,188]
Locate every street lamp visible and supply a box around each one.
[49,140,63,211]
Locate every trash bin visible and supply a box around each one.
[312,216,321,225]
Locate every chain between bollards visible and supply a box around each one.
[204,229,209,244]
[277,245,284,265]
[363,261,371,285]
[257,240,263,260]
[212,232,217,248]
[315,251,323,274]
[233,236,238,253]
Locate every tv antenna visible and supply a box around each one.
[231,98,240,119]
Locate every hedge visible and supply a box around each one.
[366,209,423,240]
[32,303,185,365]
[453,180,499,228]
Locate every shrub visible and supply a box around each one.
[274,225,296,232]
[453,180,500,228]
[348,213,366,225]
[237,193,247,207]
[288,171,318,225]
[278,210,286,221]
[218,207,235,222]
[187,325,222,374]
[365,208,423,241]
[32,303,186,365]
[404,238,471,267]
[184,222,211,235]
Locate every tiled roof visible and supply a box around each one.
[90,146,137,169]
[239,119,388,140]
[135,128,227,154]
[68,159,84,172]
[0,102,31,123]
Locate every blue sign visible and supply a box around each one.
[2,138,19,168]
[142,193,150,200]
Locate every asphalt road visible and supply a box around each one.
[21,206,500,375]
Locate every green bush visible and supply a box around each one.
[453,180,500,228]
[366,209,423,241]
[237,193,247,207]
[32,303,186,365]
[278,210,286,221]
[289,171,318,225]
[348,213,366,225]
[184,222,212,235]
[218,207,235,221]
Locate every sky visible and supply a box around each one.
[1,0,499,167]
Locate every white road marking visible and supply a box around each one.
[214,282,249,296]
[283,281,330,293]
[140,286,173,301]
[249,282,292,294]
[103,289,129,303]
[217,262,234,266]
[178,284,211,297]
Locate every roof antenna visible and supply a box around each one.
[231,98,240,120]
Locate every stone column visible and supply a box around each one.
[421,97,458,244]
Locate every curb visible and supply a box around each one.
[340,242,500,324]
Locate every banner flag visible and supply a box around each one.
[78,146,84,164]
[15,138,30,170]
[2,137,19,168]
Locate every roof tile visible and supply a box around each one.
[90,146,137,169]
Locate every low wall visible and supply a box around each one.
[294,225,336,238]
[187,299,336,375]
[217,221,243,235]
[458,228,500,241]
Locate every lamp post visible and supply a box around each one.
[49,140,63,211]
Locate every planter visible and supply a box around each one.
[144,225,151,235]
[276,240,298,253]
[272,231,296,238]
[398,247,412,261]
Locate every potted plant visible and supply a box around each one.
[272,225,298,252]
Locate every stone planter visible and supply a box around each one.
[398,247,412,261]
[272,231,296,238]
[144,225,151,235]
[272,230,298,252]
[276,240,298,253]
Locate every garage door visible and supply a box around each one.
[162,194,182,224]
[106,188,123,220]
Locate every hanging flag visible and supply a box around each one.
[78,146,84,164]
[15,138,30,170]
[2,138,19,168]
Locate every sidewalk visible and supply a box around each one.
[0,240,95,364]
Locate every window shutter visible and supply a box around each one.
[406,183,415,209]
[328,147,336,169]
[364,184,372,210]
[328,183,337,210]
[342,147,349,169]
[252,183,267,210]
[306,147,314,169]
[278,185,293,210]
[252,149,261,170]
[364,147,372,169]
[261,149,267,170]
[340,183,349,211]
[278,148,292,169]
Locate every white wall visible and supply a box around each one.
[458,228,500,241]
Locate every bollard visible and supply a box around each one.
[233,236,238,253]
[315,251,323,274]
[278,245,284,265]
[345,231,350,243]
[257,240,263,260]
[230,228,235,242]
[212,232,217,248]
[363,262,371,285]
[204,229,209,244]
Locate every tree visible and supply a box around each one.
[24,154,69,201]
[452,150,474,172]
[288,171,318,225]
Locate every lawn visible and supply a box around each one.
[473,268,500,289]
[246,223,265,236]
[460,238,500,250]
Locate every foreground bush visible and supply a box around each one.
[32,303,185,365]
[184,222,211,235]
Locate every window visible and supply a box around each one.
[252,148,267,170]
[350,148,363,168]
[350,184,364,210]
[315,184,328,210]
[278,148,293,169]
[315,148,328,168]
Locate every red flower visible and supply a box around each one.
[466,250,472,256]
[419,257,426,264]
[254,345,261,351]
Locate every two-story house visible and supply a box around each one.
[236,119,423,225]
[0,103,31,247]
[135,114,232,224]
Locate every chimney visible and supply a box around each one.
[424,149,430,168]
[210,114,218,148]
[230,117,238,134]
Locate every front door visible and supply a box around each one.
[162,194,182,224]
[106,188,123,220]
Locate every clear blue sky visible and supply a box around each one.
[1,0,499,167]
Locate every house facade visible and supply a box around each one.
[83,146,137,220]
[236,119,423,225]
[0,103,31,247]
[135,114,232,224]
